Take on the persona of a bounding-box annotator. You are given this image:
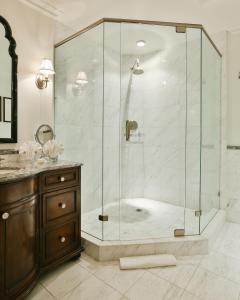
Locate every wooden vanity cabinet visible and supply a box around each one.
[0,166,82,300]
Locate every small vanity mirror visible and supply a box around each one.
[35,124,54,145]
[0,16,18,143]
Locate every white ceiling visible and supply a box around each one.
[19,0,240,43]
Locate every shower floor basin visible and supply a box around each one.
[82,198,218,240]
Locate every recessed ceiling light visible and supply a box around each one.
[136,40,146,47]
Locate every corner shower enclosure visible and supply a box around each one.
[54,19,221,241]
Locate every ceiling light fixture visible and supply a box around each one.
[136,40,146,47]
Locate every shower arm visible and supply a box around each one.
[131,58,140,70]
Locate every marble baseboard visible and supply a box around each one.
[82,210,226,261]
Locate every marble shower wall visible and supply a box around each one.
[120,27,202,211]
[120,50,186,207]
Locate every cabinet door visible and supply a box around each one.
[0,196,39,298]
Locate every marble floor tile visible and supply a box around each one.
[26,284,54,300]
[124,271,175,300]
[212,223,240,260]
[163,284,184,300]
[61,275,122,300]
[180,291,202,300]
[27,222,240,300]
[201,252,240,284]
[78,252,103,273]
[149,255,202,289]
[186,266,240,300]
[40,261,91,299]
[93,263,145,293]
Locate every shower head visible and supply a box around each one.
[133,67,144,75]
[131,58,144,75]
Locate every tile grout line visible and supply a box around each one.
[92,268,146,296]
[41,263,93,300]
[199,263,240,287]
[39,282,57,300]
[182,262,201,295]
[121,269,185,299]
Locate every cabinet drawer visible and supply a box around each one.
[41,167,79,192]
[42,187,80,225]
[43,220,79,265]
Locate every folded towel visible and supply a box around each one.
[119,254,177,270]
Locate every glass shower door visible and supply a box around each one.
[55,24,104,240]
[200,31,221,232]
[185,28,202,235]
[119,23,187,240]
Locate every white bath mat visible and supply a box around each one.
[119,254,177,270]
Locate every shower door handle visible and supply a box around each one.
[126,120,138,141]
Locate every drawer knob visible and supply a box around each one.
[2,212,9,220]
[59,176,65,182]
[60,236,66,243]
[59,203,66,209]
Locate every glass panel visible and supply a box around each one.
[102,22,121,240]
[120,23,187,239]
[185,28,201,235]
[200,31,221,232]
[54,24,104,239]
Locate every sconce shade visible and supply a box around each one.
[76,71,88,84]
[39,59,55,75]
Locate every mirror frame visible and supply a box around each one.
[0,15,18,143]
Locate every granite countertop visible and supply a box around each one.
[0,160,83,183]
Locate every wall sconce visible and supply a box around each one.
[75,71,88,86]
[72,71,88,96]
[36,59,55,89]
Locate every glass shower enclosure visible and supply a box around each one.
[54,19,221,241]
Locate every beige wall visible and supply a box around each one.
[0,0,55,149]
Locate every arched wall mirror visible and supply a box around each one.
[0,16,18,143]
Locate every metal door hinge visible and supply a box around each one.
[195,210,202,217]
[176,26,186,33]
[98,215,108,222]
[174,229,185,237]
